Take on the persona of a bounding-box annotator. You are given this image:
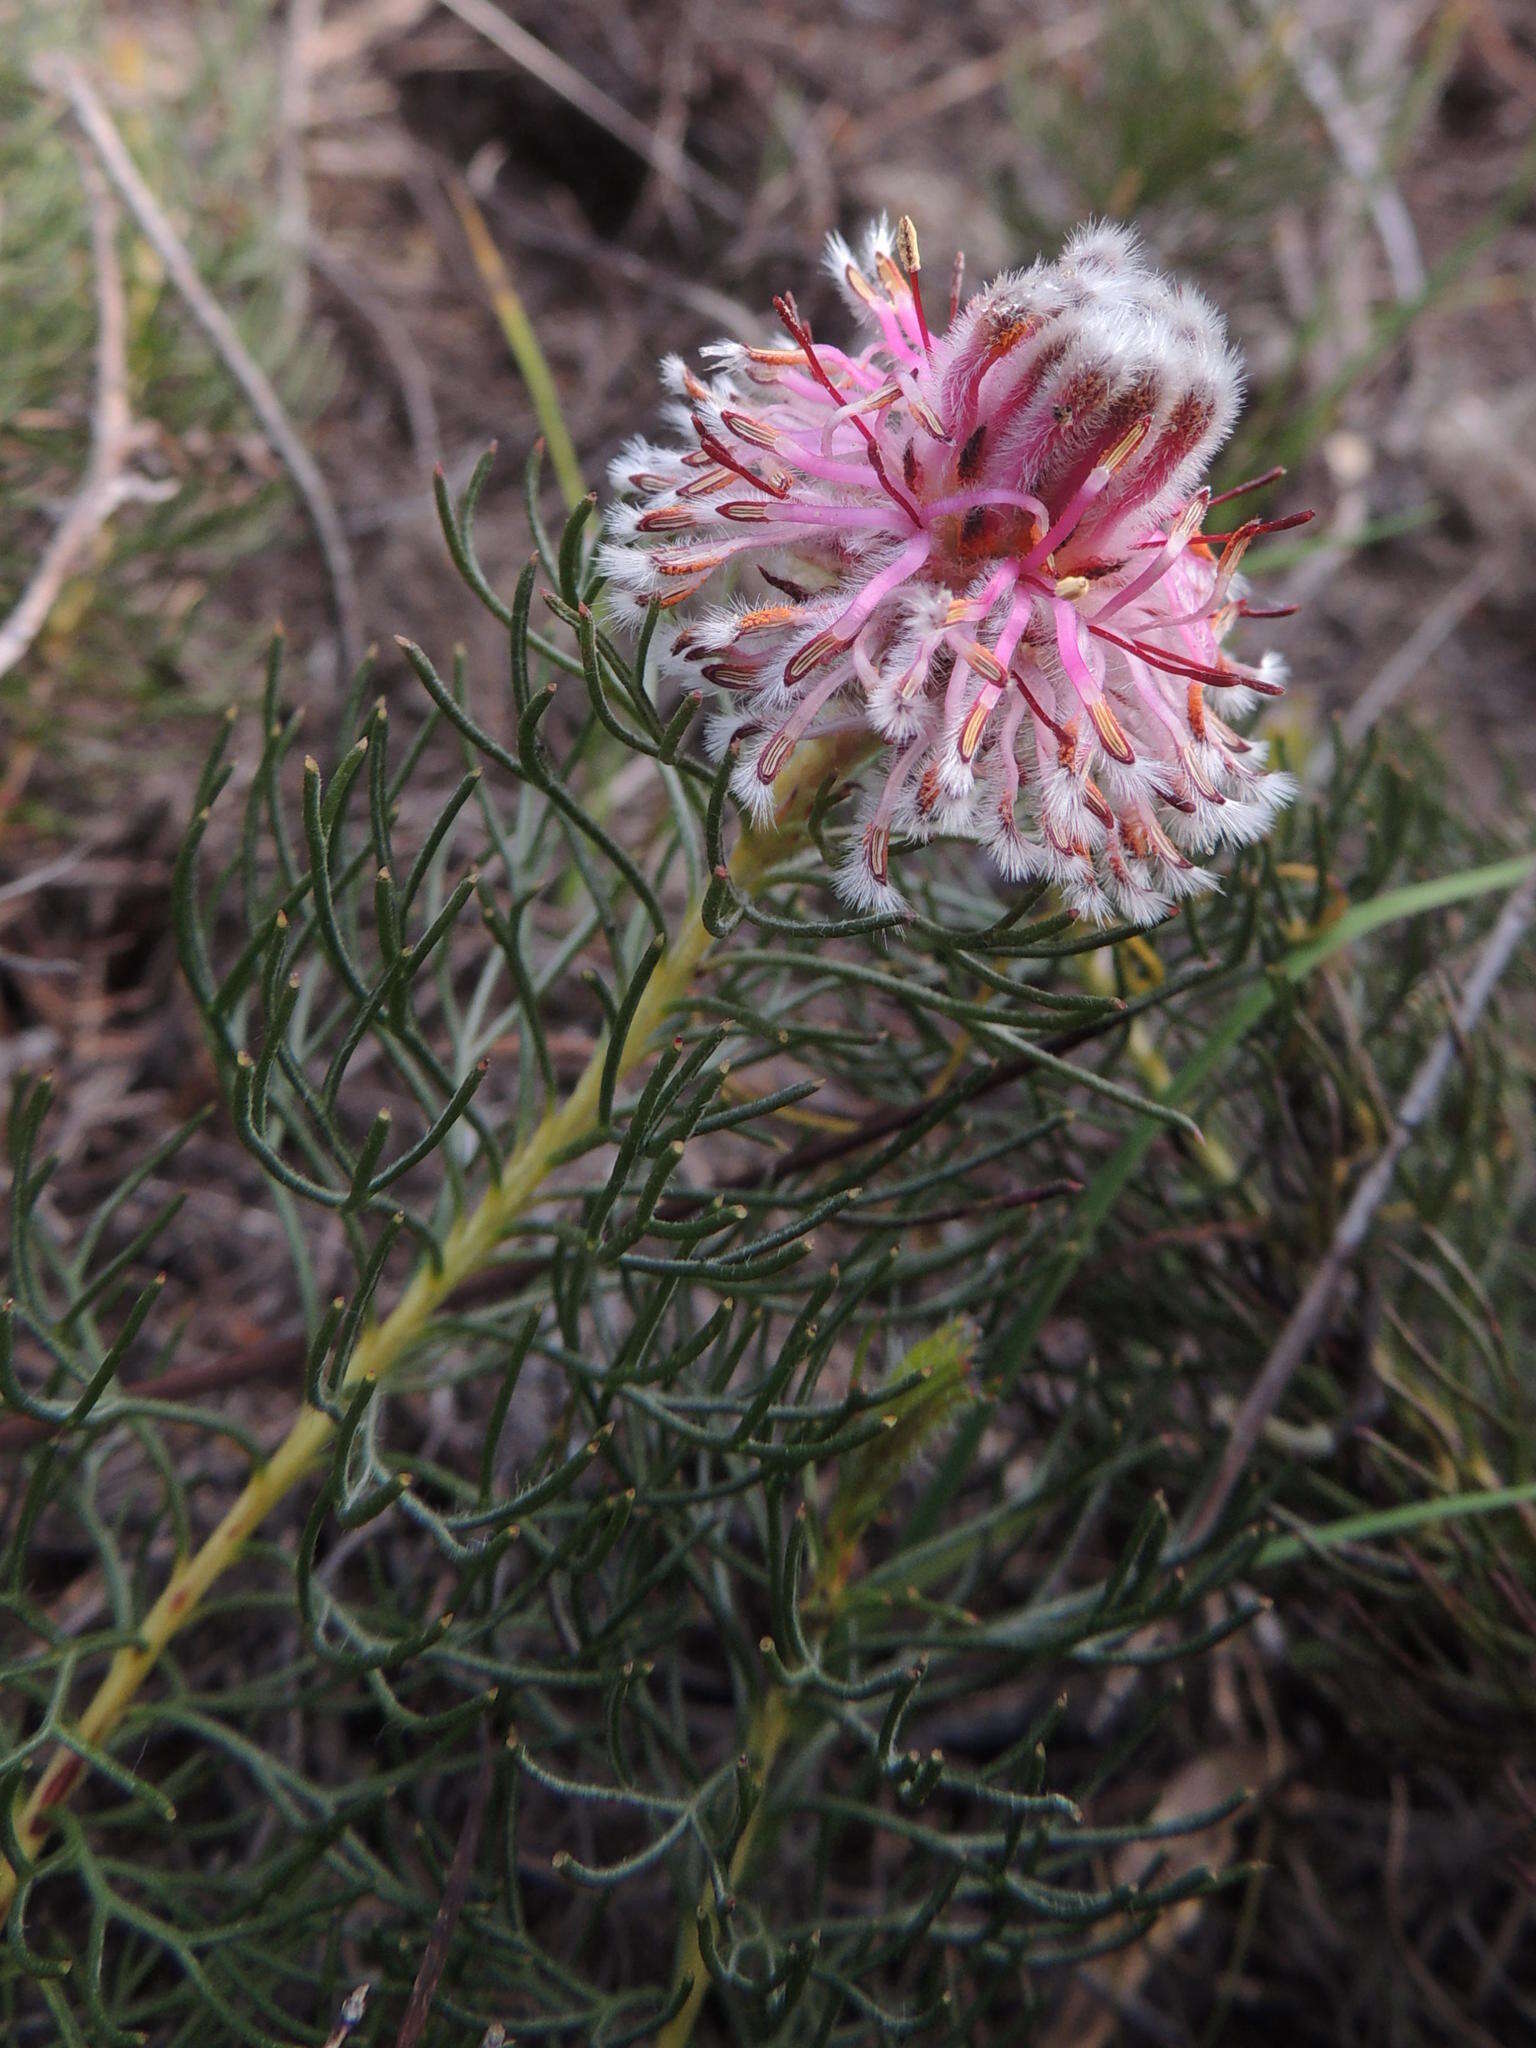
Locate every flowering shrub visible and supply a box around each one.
[3,218,1532,2048]
[606,220,1299,923]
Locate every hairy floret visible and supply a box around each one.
[603,217,1302,924]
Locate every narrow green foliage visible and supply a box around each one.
[2,461,1532,2048]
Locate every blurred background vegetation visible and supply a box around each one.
[2,1,1534,2042]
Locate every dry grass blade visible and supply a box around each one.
[445,172,585,508]
[1305,558,1501,790]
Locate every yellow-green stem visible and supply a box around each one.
[0,742,848,1925]
[1079,944,1241,1188]
[655,1503,877,2048]
[656,1688,791,2048]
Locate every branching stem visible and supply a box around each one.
[0,737,855,1926]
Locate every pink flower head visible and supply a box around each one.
[602,219,1303,924]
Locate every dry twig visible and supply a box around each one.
[393,1737,496,2048]
[1304,558,1500,788]
[0,143,174,681]
[1182,861,1536,1550]
[1258,0,1426,304]
[32,54,364,678]
[1335,552,1507,761]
